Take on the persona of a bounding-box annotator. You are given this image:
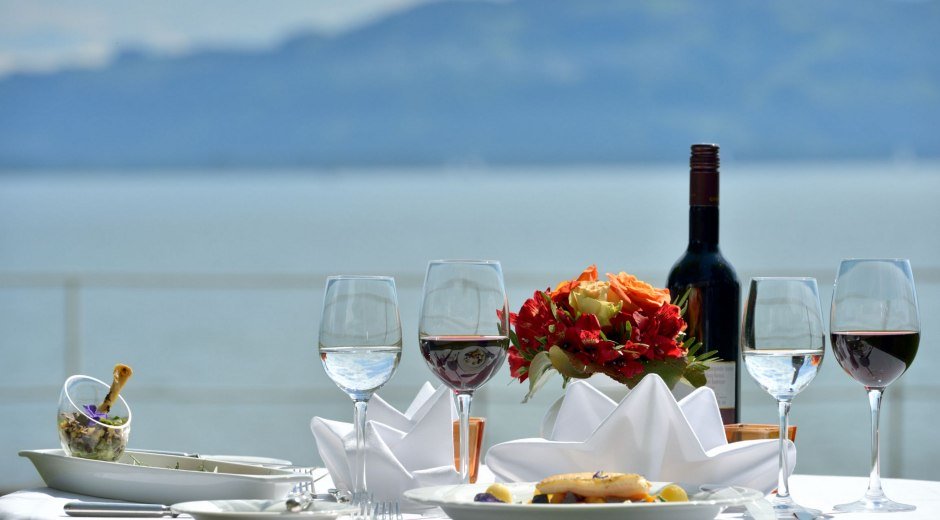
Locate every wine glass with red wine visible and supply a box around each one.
[418,260,509,484]
[830,259,920,513]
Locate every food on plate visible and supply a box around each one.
[58,364,133,461]
[98,364,133,413]
[535,471,652,502]
[472,471,690,505]
[473,483,513,503]
[656,483,689,502]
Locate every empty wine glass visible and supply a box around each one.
[418,260,509,484]
[742,277,824,519]
[831,259,919,513]
[319,276,402,503]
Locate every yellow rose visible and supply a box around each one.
[569,281,623,326]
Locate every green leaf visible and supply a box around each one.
[696,350,718,362]
[508,329,519,348]
[523,351,557,403]
[624,358,688,389]
[548,345,593,379]
[682,363,708,388]
[674,287,692,314]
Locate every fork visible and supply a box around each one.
[290,466,330,492]
[285,466,332,510]
[369,500,401,520]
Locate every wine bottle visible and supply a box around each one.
[667,143,741,424]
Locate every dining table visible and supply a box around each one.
[1,473,939,520]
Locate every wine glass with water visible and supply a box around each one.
[319,276,402,503]
[418,260,509,484]
[830,259,919,513]
[742,277,825,519]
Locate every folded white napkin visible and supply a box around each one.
[311,383,466,504]
[486,374,794,494]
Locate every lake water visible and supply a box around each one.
[1,161,939,490]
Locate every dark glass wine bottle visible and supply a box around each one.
[667,144,741,424]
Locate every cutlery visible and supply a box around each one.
[132,449,201,458]
[285,490,341,512]
[369,500,401,520]
[64,502,178,517]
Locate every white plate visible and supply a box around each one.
[403,482,764,520]
[171,500,357,520]
[19,449,311,504]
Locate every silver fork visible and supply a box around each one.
[285,467,331,510]
[289,467,313,497]
[369,500,401,520]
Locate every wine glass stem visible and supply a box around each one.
[776,399,792,500]
[353,398,369,499]
[455,391,472,483]
[866,388,886,500]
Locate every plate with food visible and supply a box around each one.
[403,471,765,520]
[19,449,311,504]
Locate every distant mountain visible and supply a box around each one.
[1,0,938,169]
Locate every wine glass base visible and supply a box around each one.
[834,496,916,513]
[770,495,821,519]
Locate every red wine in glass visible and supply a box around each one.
[418,259,509,485]
[419,335,509,392]
[830,331,919,389]
[830,258,920,513]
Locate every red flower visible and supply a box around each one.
[634,303,687,360]
[504,266,698,395]
[513,290,557,354]
[507,346,529,382]
[613,356,646,379]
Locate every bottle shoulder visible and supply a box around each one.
[667,249,739,287]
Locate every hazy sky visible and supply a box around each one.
[0,0,434,77]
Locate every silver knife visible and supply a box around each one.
[64,502,178,517]
[130,449,200,458]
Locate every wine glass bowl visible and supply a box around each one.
[418,260,509,484]
[318,275,402,502]
[830,259,920,513]
[741,277,824,519]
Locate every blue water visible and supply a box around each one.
[2,162,939,488]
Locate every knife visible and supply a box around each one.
[64,502,178,517]
[130,449,200,458]
[65,493,339,517]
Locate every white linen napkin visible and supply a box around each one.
[485,374,794,494]
[310,382,466,504]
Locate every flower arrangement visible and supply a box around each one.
[504,265,713,402]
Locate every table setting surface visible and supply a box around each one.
[3,474,940,520]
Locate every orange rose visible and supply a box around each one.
[606,272,670,314]
[550,265,598,299]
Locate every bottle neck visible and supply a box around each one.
[688,205,719,250]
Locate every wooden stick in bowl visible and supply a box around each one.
[98,364,133,414]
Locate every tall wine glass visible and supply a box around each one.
[830,259,919,513]
[742,277,825,519]
[418,260,509,484]
[319,276,402,503]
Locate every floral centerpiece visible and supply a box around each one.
[504,265,713,402]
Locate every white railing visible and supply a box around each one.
[2,268,938,491]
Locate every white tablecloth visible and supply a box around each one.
[2,475,939,519]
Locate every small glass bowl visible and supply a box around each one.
[57,374,132,461]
